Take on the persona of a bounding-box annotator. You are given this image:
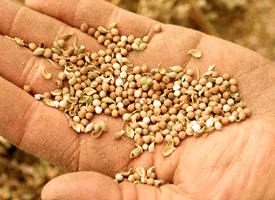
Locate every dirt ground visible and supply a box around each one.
[1,0,275,199]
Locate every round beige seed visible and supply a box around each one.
[80,23,89,32]
[154,24,162,33]
[23,85,32,93]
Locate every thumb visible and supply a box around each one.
[41,172,122,200]
[41,171,164,200]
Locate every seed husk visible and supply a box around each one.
[99,121,108,132]
[51,89,63,96]
[101,97,116,104]
[108,22,117,30]
[136,167,146,178]
[170,66,183,72]
[166,72,177,78]
[79,95,89,104]
[84,87,97,95]
[148,142,156,152]
[33,47,45,56]
[43,98,55,107]
[125,124,134,138]
[26,21,252,188]
[147,166,156,177]
[23,85,32,93]
[92,129,103,137]
[131,43,139,51]
[139,43,147,51]
[163,139,176,156]
[42,67,51,79]
[98,26,109,34]
[158,63,166,74]
[121,168,133,176]
[85,123,94,133]
[71,122,81,132]
[188,49,202,58]
[114,130,125,139]
[130,144,143,158]
[163,146,176,156]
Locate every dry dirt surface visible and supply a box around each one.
[1,0,275,199]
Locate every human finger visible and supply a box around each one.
[41,171,183,200]
[25,0,158,38]
[0,75,135,174]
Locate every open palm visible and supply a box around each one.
[1,0,275,199]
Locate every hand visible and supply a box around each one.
[1,0,275,199]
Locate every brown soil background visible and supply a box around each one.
[1,0,275,199]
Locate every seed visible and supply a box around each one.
[80,23,89,32]
[23,85,32,93]
[33,47,45,56]
[43,49,52,58]
[221,117,230,125]
[223,104,231,112]
[239,111,246,121]
[192,124,201,132]
[115,173,124,182]
[154,24,162,33]
[95,106,102,114]
[244,108,252,118]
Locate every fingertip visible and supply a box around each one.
[41,172,122,200]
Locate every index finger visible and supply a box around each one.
[25,0,158,38]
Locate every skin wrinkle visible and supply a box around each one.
[15,100,41,147]
[213,132,251,197]
[5,3,22,37]
[59,136,80,171]
[20,56,42,89]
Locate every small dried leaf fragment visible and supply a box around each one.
[42,67,51,79]
[188,49,201,58]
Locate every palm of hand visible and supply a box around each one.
[0,0,275,199]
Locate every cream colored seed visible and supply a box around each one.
[154,24,162,33]
[23,85,32,93]
[28,43,37,51]
[214,122,222,130]
[80,23,89,32]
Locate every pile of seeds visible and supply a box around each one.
[9,21,251,187]
[114,166,167,187]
